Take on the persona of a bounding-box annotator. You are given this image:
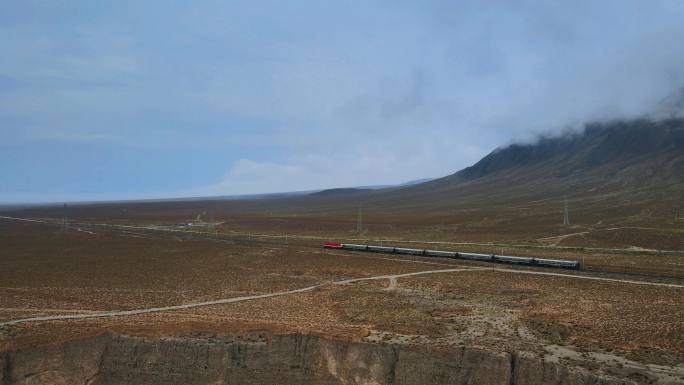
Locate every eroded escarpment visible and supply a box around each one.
[2,331,664,385]
[1,333,108,385]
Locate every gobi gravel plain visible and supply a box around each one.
[1,217,682,383]
[3,2,684,383]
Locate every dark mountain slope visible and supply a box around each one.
[301,118,684,242]
[451,118,684,183]
[386,118,684,204]
[6,118,683,248]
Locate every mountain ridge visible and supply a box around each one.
[447,118,684,184]
[4,117,683,249]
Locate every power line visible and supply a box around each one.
[563,199,570,226]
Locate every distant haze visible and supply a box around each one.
[1,1,683,203]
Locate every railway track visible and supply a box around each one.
[2,216,683,255]
[2,216,683,282]
[581,266,684,281]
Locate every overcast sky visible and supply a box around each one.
[2,1,683,203]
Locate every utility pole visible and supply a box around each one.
[209,206,216,236]
[61,203,68,233]
[356,207,363,234]
[563,199,570,226]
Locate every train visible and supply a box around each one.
[322,242,581,270]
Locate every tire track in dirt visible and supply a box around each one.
[1,264,682,328]
[0,268,482,328]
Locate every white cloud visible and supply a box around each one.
[3,0,684,201]
[190,135,486,196]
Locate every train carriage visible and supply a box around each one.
[324,243,581,270]
[394,247,425,255]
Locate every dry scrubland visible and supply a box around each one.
[1,219,683,379]
[7,182,684,253]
